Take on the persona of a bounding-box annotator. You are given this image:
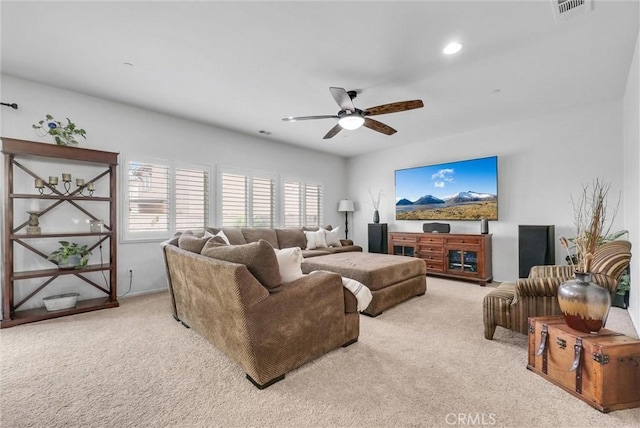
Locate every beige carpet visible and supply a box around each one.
[1,277,639,428]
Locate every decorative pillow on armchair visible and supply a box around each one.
[324,227,342,247]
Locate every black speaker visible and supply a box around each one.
[368,223,388,254]
[480,218,489,234]
[423,222,450,233]
[519,225,555,278]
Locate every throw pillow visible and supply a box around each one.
[215,230,231,245]
[164,231,182,247]
[273,247,304,283]
[304,229,327,250]
[201,239,282,289]
[178,230,214,253]
[275,228,307,249]
[241,228,279,248]
[200,236,228,254]
[324,227,342,247]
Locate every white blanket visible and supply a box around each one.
[309,270,373,312]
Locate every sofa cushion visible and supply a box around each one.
[324,227,342,247]
[221,228,248,245]
[274,247,304,282]
[242,228,279,248]
[321,245,363,254]
[200,236,228,254]
[178,230,213,253]
[164,231,182,247]
[214,230,231,245]
[275,228,307,249]
[201,239,282,289]
[301,249,332,258]
[304,229,328,250]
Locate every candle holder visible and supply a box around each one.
[26,211,41,235]
[35,178,56,195]
[62,173,72,194]
[78,180,94,197]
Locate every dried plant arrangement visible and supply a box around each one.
[564,179,623,273]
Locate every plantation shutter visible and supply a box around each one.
[252,176,275,228]
[221,172,248,227]
[305,183,323,227]
[127,161,170,232]
[175,167,208,231]
[283,181,303,228]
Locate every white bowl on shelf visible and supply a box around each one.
[42,293,80,311]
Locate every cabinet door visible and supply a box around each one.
[389,233,417,257]
[447,249,479,274]
[392,244,415,257]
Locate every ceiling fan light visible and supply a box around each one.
[338,115,365,130]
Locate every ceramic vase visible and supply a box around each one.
[557,272,611,334]
[373,210,380,224]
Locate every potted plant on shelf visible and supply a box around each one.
[47,241,91,269]
[32,114,87,146]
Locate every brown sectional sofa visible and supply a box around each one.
[162,232,359,389]
[206,227,427,316]
[161,226,427,388]
[204,226,363,257]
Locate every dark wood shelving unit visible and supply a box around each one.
[2,138,119,328]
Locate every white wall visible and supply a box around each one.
[347,100,625,283]
[623,31,640,333]
[0,75,348,308]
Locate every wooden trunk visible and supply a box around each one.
[527,316,640,413]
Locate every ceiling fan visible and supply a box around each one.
[282,87,424,139]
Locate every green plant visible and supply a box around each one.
[617,271,630,296]
[32,114,87,146]
[47,241,91,269]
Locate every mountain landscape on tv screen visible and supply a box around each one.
[396,190,497,220]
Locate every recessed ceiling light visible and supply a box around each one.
[443,42,462,55]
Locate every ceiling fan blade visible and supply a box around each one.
[282,115,338,122]
[329,87,355,112]
[364,100,424,116]
[323,123,343,139]
[364,118,397,136]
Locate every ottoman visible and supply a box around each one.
[301,252,427,317]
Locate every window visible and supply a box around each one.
[219,169,276,228]
[175,167,209,231]
[122,156,210,241]
[283,179,323,228]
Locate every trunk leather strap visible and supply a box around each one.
[536,324,549,374]
[570,337,583,394]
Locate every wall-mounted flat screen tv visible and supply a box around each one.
[395,156,498,221]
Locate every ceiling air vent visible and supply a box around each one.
[552,0,593,23]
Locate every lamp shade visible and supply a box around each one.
[338,199,355,212]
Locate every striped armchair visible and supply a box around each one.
[483,240,631,340]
